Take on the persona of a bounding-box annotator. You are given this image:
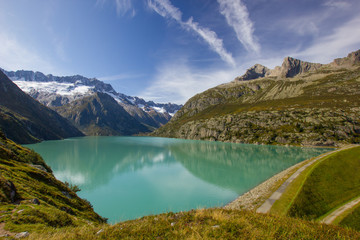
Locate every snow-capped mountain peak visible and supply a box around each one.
[2,69,182,128]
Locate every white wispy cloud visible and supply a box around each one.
[115,0,135,16]
[323,0,351,9]
[295,15,360,63]
[147,0,235,66]
[273,0,356,38]
[0,32,55,74]
[284,17,320,36]
[217,0,260,53]
[147,0,182,21]
[185,18,236,66]
[96,0,135,17]
[139,59,240,104]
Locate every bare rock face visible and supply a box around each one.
[235,64,271,81]
[235,57,323,82]
[331,49,360,67]
[274,57,322,78]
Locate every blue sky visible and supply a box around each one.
[1,0,360,104]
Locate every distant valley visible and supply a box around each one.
[152,49,360,147]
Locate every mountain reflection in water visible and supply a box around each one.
[27,136,330,222]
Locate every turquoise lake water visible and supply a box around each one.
[27,136,330,223]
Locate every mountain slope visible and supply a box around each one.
[3,69,182,129]
[0,130,104,234]
[56,92,149,135]
[152,49,360,146]
[0,70,83,144]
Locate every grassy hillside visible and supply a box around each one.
[267,145,360,232]
[27,209,360,240]
[0,130,105,235]
[152,53,360,146]
[339,203,360,231]
[288,146,360,219]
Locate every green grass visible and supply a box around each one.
[269,150,341,216]
[287,146,360,220]
[339,201,360,231]
[0,132,105,234]
[27,209,360,240]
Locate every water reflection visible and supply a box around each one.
[27,137,329,192]
[169,141,328,194]
[28,137,178,190]
[26,137,330,221]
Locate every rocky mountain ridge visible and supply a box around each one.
[2,69,182,129]
[236,57,323,81]
[0,70,83,144]
[152,49,360,146]
[236,50,360,82]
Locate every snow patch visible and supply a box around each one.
[107,92,124,104]
[13,80,94,96]
[152,106,166,114]
[127,97,135,104]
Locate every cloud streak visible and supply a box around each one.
[296,15,360,63]
[217,0,260,53]
[323,0,351,9]
[147,0,235,66]
[96,0,135,17]
[115,0,134,16]
[147,0,182,21]
[139,59,240,104]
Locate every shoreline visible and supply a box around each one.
[224,149,337,211]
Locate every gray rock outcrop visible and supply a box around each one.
[235,64,271,81]
[331,49,360,67]
[274,57,322,78]
[235,57,323,82]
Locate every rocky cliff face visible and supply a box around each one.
[331,49,360,67]
[235,57,323,82]
[152,49,360,146]
[274,57,323,78]
[235,64,271,81]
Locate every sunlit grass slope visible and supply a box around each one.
[0,130,105,233]
[288,146,360,220]
[28,209,360,240]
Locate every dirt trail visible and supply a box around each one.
[256,145,356,214]
[321,196,360,225]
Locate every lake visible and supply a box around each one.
[27,136,330,223]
